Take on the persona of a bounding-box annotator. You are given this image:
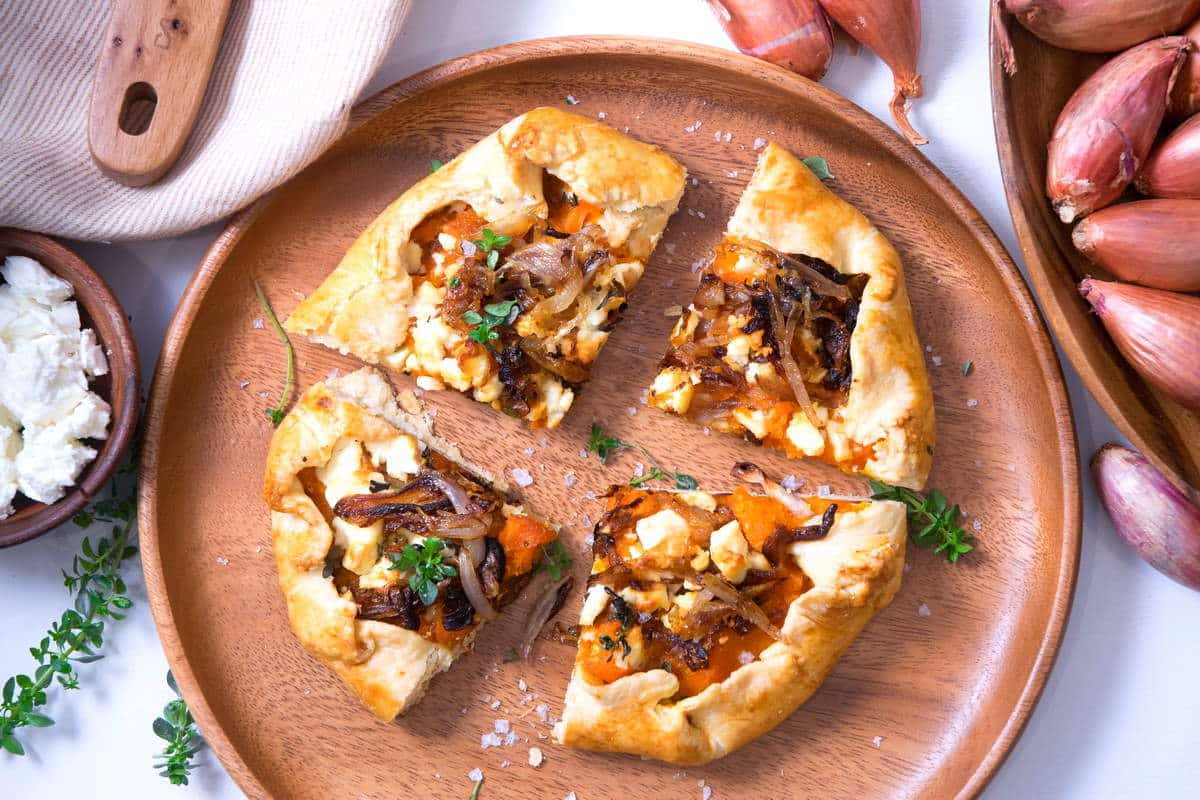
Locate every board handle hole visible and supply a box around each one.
[118,82,157,136]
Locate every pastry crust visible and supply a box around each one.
[285,107,687,428]
[263,367,553,719]
[555,486,905,765]
[649,143,935,488]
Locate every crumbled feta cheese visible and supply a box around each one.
[512,468,534,487]
[528,746,545,767]
[635,509,691,557]
[0,256,111,515]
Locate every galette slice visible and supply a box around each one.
[555,464,905,765]
[285,106,687,428]
[649,143,934,489]
[263,367,558,718]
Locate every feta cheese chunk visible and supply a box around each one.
[635,509,691,557]
[0,256,111,517]
[710,520,751,583]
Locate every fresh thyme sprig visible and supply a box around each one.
[0,474,138,757]
[534,540,574,581]
[868,479,974,563]
[473,228,512,270]
[253,279,296,427]
[587,422,698,490]
[463,300,519,345]
[389,537,457,606]
[152,671,203,785]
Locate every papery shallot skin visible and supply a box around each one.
[1073,199,1200,291]
[1093,444,1200,591]
[818,0,927,145]
[1137,114,1200,198]
[1079,278,1200,411]
[1169,18,1200,117]
[1047,37,1190,223]
[999,0,1200,53]
[708,0,834,80]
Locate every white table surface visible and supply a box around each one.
[5,2,1199,798]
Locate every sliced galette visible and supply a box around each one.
[648,143,934,488]
[262,367,558,718]
[285,106,687,428]
[555,464,905,764]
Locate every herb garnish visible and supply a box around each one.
[962,360,973,377]
[253,279,296,427]
[587,422,698,490]
[535,540,574,581]
[468,776,484,800]
[389,537,457,605]
[152,671,203,785]
[869,480,974,563]
[802,156,834,181]
[463,300,519,344]
[1,473,138,757]
[473,228,512,270]
[448,276,461,289]
[430,158,444,173]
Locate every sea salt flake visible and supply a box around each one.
[529,746,545,767]
[461,240,478,256]
[565,793,578,800]
[597,111,608,119]
[685,120,703,133]
[873,735,885,747]
[563,472,577,488]
[816,484,832,497]
[495,719,511,734]
[973,519,983,531]
[917,603,932,618]
[737,651,754,665]
[327,368,341,380]
[722,131,732,142]
[518,679,528,691]
[481,732,502,748]
[931,355,943,366]
[781,474,805,492]
[503,731,518,746]
[523,447,536,456]
[490,699,501,710]
[725,170,739,178]
[512,468,534,487]
[500,759,511,768]
[468,768,484,782]
[626,405,637,416]
[702,787,714,800]
[579,449,589,459]
[252,318,264,329]
[238,380,249,389]
[966,398,979,408]
[754,137,767,149]
[566,94,579,105]
[215,557,230,566]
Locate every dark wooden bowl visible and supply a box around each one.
[991,16,1200,497]
[0,229,140,547]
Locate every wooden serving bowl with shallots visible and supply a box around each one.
[990,20,1200,498]
[0,230,140,548]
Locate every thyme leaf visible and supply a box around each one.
[868,479,974,562]
[152,671,203,785]
[587,423,697,490]
[253,279,296,427]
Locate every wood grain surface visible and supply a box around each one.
[139,38,1080,800]
[0,229,140,548]
[990,19,1200,499]
[87,0,231,186]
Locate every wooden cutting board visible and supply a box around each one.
[139,37,1080,800]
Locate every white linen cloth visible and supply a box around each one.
[0,0,410,241]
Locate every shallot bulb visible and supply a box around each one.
[818,0,927,146]
[1073,199,1200,291]
[1169,18,1200,117]
[707,0,834,80]
[1137,114,1200,198]
[1092,444,1200,591]
[993,0,1200,73]
[1079,278,1200,412]
[1047,37,1190,223]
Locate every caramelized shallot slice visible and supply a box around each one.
[731,461,814,517]
[521,576,576,660]
[767,291,819,426]
[457,547,498,621]
[693,571,784,641]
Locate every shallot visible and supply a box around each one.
[707,0,834,80]
[1079,278,1200,411]
[1073,199,1200,291]
[1092,444,1200,591]
[1046,37,1190,223]
[1169,18,1200,117]
[993,0,1200,72]
[1137,113,1200,198]
[818,0,927,146]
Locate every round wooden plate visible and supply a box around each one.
[140,37,1079,800]
[990,17,1200,497]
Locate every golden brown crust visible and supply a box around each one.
[555,494,906,764]
[284,107,686,428]
[649,143,935,489]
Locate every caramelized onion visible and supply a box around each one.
[423,470,475,515]
[778,252,851,301]
[521,576,575,659]
[693,572,783,641]
[731,461,813,517]
[457,547,497,620]
[520,336,590,384]
[767,292,818,425]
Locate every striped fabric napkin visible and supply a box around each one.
[0,0,410,241]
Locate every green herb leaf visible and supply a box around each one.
[962,360,973,377]
[464,300,519,345]
[430,159,444,173]
[802,156,835,181]
[253,279,296,427]
[588,422,699,490]
[0,462,139,757]
[389,538,457,606]
[152,672,203,785]
[869,479,974,562]
[473,228,512,254]
[448,276,461,289]
[468,776,484,800]
[535,540,574,581]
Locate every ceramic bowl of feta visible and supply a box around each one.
[0,229,139,548]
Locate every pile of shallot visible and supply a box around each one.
[995,1,1200,590]
[707,0,927,146]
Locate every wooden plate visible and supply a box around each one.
[0,229,140,548]
[140,38,1079,800]
[990,19,1200,496]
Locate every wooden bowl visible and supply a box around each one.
[990,18,1200,497]
[0,229,140,547]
